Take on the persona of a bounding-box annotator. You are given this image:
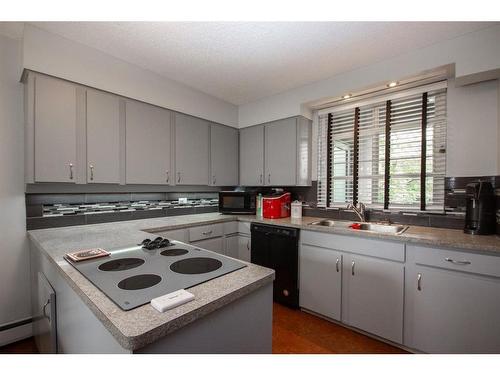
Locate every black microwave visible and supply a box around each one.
[219,191,257,214]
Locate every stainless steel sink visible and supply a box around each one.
[357,223,408,235]
[308,220,408,235]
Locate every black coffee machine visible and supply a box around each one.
[464,181,496,235]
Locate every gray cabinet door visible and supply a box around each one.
[239,125,264,186]
[175,113,209,185]
[238,235,251,262]
[86,90,120,184]
[264,118,297,186]
[342,253,404,344]
[34,75,77,183]
[210,124,238,186]
[125,100,171,185]
[407,265,500,353]
[300,244,342,321]
[192,237,225,255]
[224,235,239,259]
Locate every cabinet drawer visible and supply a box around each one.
[224,221,238,235]
[411,245,500,278]
[158,229,187,243]
[301,230,405,262]
[189,223,224,242]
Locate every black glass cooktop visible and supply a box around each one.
[66,237,247,311]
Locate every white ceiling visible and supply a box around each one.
[27,22,498,105]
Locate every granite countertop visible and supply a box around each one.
[28,212,500,350]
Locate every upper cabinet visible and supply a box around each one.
[86,90,121,184]
[210,124,239,186]
[125,100,172,185]
[174,113,209,185]
[265,118,297,186]
[33,74,78,183]
[239,117,311,187]
[240,125,265,186]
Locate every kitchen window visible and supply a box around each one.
[317,81,447,211]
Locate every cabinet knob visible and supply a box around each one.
[42,299,51,323]
[89,164,94,181]
[166,171,169,183]
[336,258,340,272]
[417,273,422,291]
[213,175,216,184]
[69,163,74,180]
[268,173,271,184]
[259,174,263,184]
[444,257,471,265]
[177,172,181,183]
[351,261,355,276]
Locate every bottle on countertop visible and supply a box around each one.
[256,193,263,218]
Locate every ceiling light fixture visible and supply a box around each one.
[342,94,352,100]
[387,81,398,88]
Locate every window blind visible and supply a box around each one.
[316,83,447,211]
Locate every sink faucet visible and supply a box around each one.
[346,202,367,222]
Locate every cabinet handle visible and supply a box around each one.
[417,273,422,291]
[166,171,169,183]
[69,163,74,180]
[336,258,340,272]
[445,257,471,265]
[177,172,181,183]
[202,230,213,236]
[259,174,263,184]
[268,173,271,184]
[89,164,94,181]
[351,261,355,276]
[247,240,250,251]
[213,175,216,184]
[42,299,51,323]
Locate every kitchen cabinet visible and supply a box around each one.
[224,235,240,259]
[264,118,297,186]
[191,237,225,254]
[239,117,311,187]
[239,125,265,186]
[238,235,251,262]
[86,89,120,183]
[300,244,342,321]
[175,113,210,185]
[34,74,78,183]
[405,245,500,353]
[125,100,172,185]
[210,124,239,186]
[342,253,404,344]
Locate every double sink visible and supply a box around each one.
[309,219,409,235]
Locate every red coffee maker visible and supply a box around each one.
[262,192,291,219]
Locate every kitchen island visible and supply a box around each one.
[28,213,275,353]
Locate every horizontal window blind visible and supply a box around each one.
[329,109,355,206]
[316,82,447,211]
[317,114,328,207]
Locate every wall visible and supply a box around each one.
[22,25,238,127]
[238,25,500,128]
[0,33,31,342]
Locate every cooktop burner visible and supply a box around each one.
[160,248,189,257]
[65,236,247,311]
[99,258,145,272]
[118,274,162,290]
[170,257,222,274]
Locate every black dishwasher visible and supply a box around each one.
[251,223,299,308]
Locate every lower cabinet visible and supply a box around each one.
[406,265,500,353]
[299,244,342,320]
[191,237,224,254]
[342,253,404,344]
[224,235,239,259]
[237,235,251,262]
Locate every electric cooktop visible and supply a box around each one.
[65,237,247,311]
